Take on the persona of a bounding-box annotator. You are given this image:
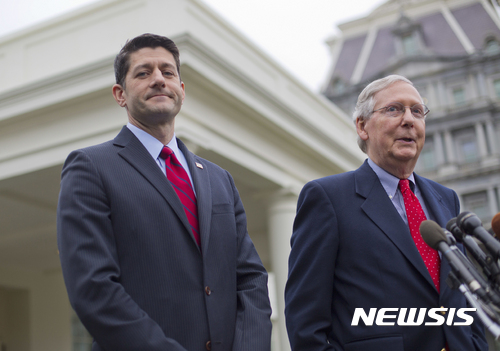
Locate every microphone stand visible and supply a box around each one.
[448,271,500,339]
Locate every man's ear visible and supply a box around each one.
[356,117,369,141]
[112,84,127,107]
[180,81,185,105]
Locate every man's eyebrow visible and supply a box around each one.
[131,62,177,73]
[159,62,176,70]
[132,63,152,71]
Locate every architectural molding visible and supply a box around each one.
[440,2,475,54]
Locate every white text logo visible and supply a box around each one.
[351,308,476,326]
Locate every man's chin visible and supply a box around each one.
[396,155,418,167]
[148,104,181,116]
[392,149,420,163]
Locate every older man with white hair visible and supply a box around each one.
[285,75,488,351]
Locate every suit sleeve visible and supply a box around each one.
[285,180,338,350]
[227,171,273,351]
[57,150,187,351]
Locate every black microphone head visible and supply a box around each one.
[420,220,447,250]
[446,217,457,231]
[446,217,464,242]
[457,211,483,234]
[444,229,457,246]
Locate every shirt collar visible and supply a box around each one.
[126,122,180,160]
[367,158,415,198]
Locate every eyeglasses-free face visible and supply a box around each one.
[372,101,430,120]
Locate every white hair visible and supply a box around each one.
[353,75,416,153]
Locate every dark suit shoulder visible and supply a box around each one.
[414,173,460,218]
[192,154,228,175]
[415,173,458,202]
[177,138,230,178]
[307,169,356,191]
[74,140,117,156]
[415,173,454,194]
[62,140,121,174]
[67,126,142,163]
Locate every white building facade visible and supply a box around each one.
[0,0,364,350]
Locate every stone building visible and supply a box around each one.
[324,0,500,228]
[323,2,500,346]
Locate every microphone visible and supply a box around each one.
[420,220,490,302]
[491,213,500,239]
[457,212,500,261]
[447,217,500,287]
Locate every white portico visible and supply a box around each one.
[0,0,364,350]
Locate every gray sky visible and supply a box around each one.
[0,0,386,91]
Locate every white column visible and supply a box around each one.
[458,193,464,211]
[468,73,478,101]
[434,132,445,166]
[427,82,437,110]
[488,187,499,218]
[486,120,498,155]
[444,130,456,164]
[475,122,488,159]
[476,72,487,98]
[437,81,448,106]
[268,191,298,351]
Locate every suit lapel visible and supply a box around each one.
[415,174,456,297]
[178,139,212,253]
[113,127,195,246]
[355,161,436,290]
[414,174,452,227]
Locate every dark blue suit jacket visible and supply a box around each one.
[57,126,272,351]
[285,160,487,351]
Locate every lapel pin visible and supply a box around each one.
[196,162,204,169]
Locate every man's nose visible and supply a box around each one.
[150,69,165,87]
[401,107,415,126]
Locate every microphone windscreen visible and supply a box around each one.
[457,211,471,228]
[420,220,447,250]
[457,211,482,233]
[491,213,500,238]
[446,217,457,232]
[446,217,463,241]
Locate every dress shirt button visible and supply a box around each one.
[205,340,212,350]
[205,286,211,296]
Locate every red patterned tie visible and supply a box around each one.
[399,179,440,292]
[160,146,200,247]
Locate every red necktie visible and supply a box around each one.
[160,146,200,247]
[399,179,440,292]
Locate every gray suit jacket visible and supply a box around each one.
[57,126,272,351]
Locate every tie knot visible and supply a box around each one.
[399,179,410,193]
[159,146,173,160]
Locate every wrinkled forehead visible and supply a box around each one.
[373,81,424,106]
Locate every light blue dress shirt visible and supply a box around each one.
[127,123,196,196]
[367,158,430,225]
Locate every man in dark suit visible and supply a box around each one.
[57,33,272,351]
[285,75,488,350]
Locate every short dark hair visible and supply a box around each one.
[114,33,181,87]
